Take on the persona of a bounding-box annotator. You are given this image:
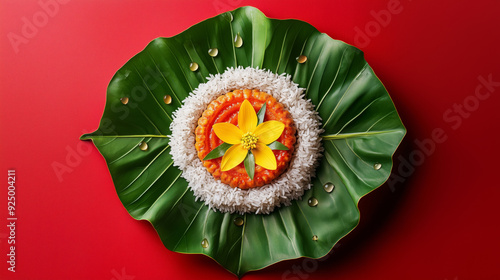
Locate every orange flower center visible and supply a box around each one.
[241,132,258,150]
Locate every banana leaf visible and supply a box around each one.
[81,6,405,277]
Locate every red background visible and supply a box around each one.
[1,0,499,279]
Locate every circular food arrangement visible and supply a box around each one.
[169,67,323,214]
[195,89,296,189]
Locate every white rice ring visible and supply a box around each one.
[169,67,323,214]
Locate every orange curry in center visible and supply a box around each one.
[195,89,296,189]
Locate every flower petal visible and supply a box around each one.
[252,143,277,170]
[254,120,285,144]
[221,144,248,171]
[213,123,243,144]
[238,99,258,133]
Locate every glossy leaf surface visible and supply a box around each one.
[81,6,405,276]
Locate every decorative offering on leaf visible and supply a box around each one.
[80,6,406,277]
[170,67,323,215]
[195,90,295,189]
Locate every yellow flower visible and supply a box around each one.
[213,99,285,172]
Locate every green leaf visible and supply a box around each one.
[256,103,266,125]
[244,151,255,180]
[267,140,289,150]
[203,142,232,160]
[81,6,405,277]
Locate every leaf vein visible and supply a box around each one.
[122,145,170,191]
[173,204,205,251]
[315,48,347,111]
[108,137,147,165]
[322,63,369,129]
[131,63,173,122]
[332,96,383,136]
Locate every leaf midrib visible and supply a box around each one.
[321,129,402,140]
